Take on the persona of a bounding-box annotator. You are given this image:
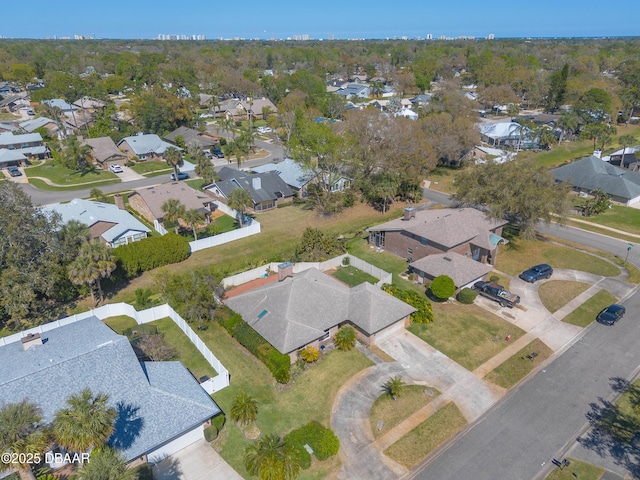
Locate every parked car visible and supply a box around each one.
[596,304,626,325]
[109,164,123,173]
[170,171,190,181]
[8,166,22,177]
[257,126,272,134]
[211,147,224,158]
[519,264,553,283]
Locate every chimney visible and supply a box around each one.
[114,194,125,210]
[403,207,416,220]
[21,333,43,351]
[278,262,293,282]
[252,176,262,190]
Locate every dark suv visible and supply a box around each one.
[519,264,553,283]
[211,147,224,158]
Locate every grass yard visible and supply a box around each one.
[370,385,440,439]
[330,265,379,286]
[538,281,591,313]
[384,402,467,468]
[485,339,553,389]
[496,236,620,278]
[424,167,458,194]
[561,289,617,327]
[599,379,640,444]
[130,161,172,175]
[408,303,526,371]
[146,317,216,380]
[28,177,120,191]
[103,315,138,334]
[571,204,640,237]
[203,321,373,478]
[26,161,118,186]
[487,271,511,292]
[545,458,604,480]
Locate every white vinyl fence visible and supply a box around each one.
[0,303,229,395]
[222,254,392,288]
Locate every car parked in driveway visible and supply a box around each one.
[8,166,22,177]
[109,164,123,173]
[596,304,626,325]
[257,126,272,134]
[519,264,553,283]
[170,171,190,181]
[211,147,224,158]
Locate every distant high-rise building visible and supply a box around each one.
[487,33,495,40]
[426,33,433,40]
[328,34,334,40]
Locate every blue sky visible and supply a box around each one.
[2,0,639,40]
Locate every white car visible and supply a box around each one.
[257,126,272,134]
[109,164,123,173]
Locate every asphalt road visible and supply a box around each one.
[411,285,640,480]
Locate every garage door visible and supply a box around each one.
[147,425,204,464]
[373,321,406,344]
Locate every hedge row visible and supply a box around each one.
[218,307,291,383]
[382,284,433,323]
[114,233,190,277]
[284,421,340,469]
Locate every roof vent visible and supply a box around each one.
[444,257,452,262]
[21,333,43,351]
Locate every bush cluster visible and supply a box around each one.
[218,307,291,383]
[114,233,190,277]
[284,421,340,469]
[430,275,456,300]
[381,284,433,323]
[457,288,478,304]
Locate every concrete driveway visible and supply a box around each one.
[152,439,243,480]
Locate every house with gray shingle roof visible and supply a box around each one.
[410,253,493,289]
[164,126,218,150]
[82,136,127,168]
[19,116,59,134]
[0,131,49,164]
[552,155,640,206]
[335,83,370,99]
[44,198,150,247]
[0,317,220,465]
[128,182,215,223]
[367,207,507,266]
[224,267,415,362]
[117,133,180,160]
[206,166,294,212]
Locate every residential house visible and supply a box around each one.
[19,116,59,135]
[128,182,215,224]
[42,99,78,112]
[409,253,493,289]
[606,146,639,170]
[225,265,416,363]
[367,207,508,265]
[0,81,18,95]
[251,158,350,198]
[72,96,106,111]
[552,155,640,206]
[0,317,221,466]
[0,92,30,112]
[479,121,538,150]
[44,198,150,247]
[198,93,214,107]
[335,84,370,99]
[82,136,128,169]
[206,166,294,212]
[0,131,48,165]
[118,133,179,161]
[213,97,278,121]
[394,107,419,120]
[462,145,517,165]
[164,126,218,151]
[0,122,19,133]
[410,94,433,107]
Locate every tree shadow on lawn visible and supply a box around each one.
[577,377,640,478]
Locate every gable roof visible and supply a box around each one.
[0,317,220,461]
[224,268,415,354]
[83,136,126,163]
[44,198,150,243]
[72,96,106,109]
[0,131,42,147]
[480,122,534,140]
[335,83,370,97]
[42,98,77,111]
[367,208,507,249]
[131,182,213,220]
[164,126,217,149]
[410,253,493,287]
[212,167,294,204]
[552,155,640,201]
[19,116,57,132]
[118,133,178,155]
[0,149,27,164]
[251,158,314,190]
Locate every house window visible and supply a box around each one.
[319,330,330,341]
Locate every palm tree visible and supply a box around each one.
[618,134,637,167]
[556,111,579,145]
[0,401,49,480]
[227,188,253,227]
[184,208,205,241]
[67,242,116,306]
[223,115,234,141]
[334,325,357,351]
[74,447,134,480]
[161,198,186,234]
[89,188,106,202]
[383,376,406,400]
[244,434,301,480]
[62,135,92,171]
[538,127,557,150]
[53,388,117,461]
[230,390,258,428]
[163,146,184,181]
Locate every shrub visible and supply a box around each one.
[489,275,500,283]
[381,284,433,323]
[342,255,351,266]
[457,288,478,304]
[115,234,190,277]
[334,326,356,351]
[204,424,218,442]
[284,421,340,468]
[430,275,456,300]
[298,346,319,363]
[135,287,153,308]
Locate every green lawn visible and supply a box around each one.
[26,161,119,186]
[485,339,553,389]
[538,281,590,313]
[571,204,640,237]
[384,402,467,468]
[28,177,120,191]
[330,265,379,287]
[130,161,172,175]
[545,457,604,480]
[496,236,620,277]
[370,385,440,438]
[103,315,138,334]
[562,289,617,327]
[203,321,373,479]
[599,379,640,443]
[408,303,526,371]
